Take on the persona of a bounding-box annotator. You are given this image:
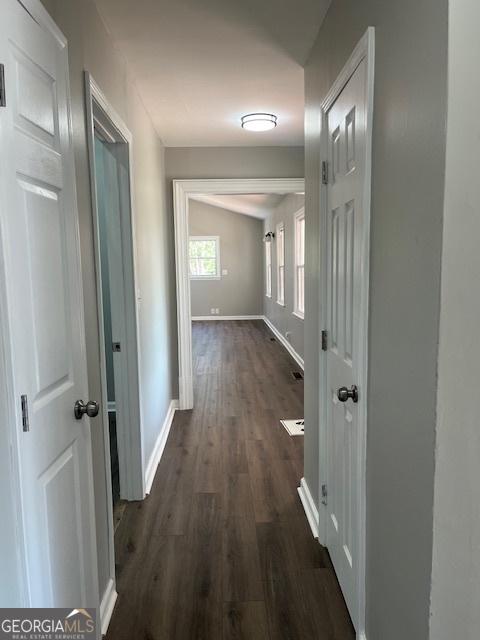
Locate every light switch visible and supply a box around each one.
[222,269,228,276]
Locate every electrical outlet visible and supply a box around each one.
[285,331,292,342]
[215,308,220,314]
[210,308,215,315]
[222,269,228,276]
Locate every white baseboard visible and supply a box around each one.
[298,477,319,539]
[359,633,368,640]
[262,316,304,370]
[144,399,178,494]
[192,315,264,321]
[100,577,117,636]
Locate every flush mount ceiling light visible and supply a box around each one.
[241,113,277,132]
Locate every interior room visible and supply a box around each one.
[1,1,478,640]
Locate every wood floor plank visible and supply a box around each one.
[106,320,354,640]
[223,473,255,519]
[223,602,270,640]
[222,516,263,602]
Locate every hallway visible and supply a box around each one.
[106,320,354,639]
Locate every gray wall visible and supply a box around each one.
[189,200,263,317]
[304,2,447,639]
[41,0,176,604]
[430,1,480,637]
[263,193,305,359]
[165,146,304,395]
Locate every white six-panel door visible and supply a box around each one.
[325,58,367,630]
[0,0,98,607]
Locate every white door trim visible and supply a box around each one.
[318,27,375,639]
[173,178,305,409]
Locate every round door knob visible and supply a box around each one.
[337,385,359,403]
[74,399,100,420]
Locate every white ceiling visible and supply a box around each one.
[190,193,287,219]
[93,0,330,147]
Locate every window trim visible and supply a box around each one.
[265,240,272,298]
[293,208,305,319]
[189,235,221,280]
[276,222,285,306]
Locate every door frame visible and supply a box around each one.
[84,72,145,627]
[174,178,304,409]
[318,27,375,638]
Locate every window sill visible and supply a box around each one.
[190,276,221,281]
[292,310,304,321]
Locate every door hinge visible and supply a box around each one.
[322,160,329,185]
[21,394,29,432]
[321,483,328,506]
[0,64,6,108]
[321,330,328,351]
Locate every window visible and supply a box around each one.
[189,236,220,279]
[294,209,305,318]
[276,222,285,305]
[265,240,272,297]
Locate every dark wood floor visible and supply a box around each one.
[106,320,355,640]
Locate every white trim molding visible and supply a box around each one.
[100,577,118,636]
[192,315,264,321]
[318,27,375,639]
[298,478,319,539]
[262,316,304,370]
[173,178,305,409]
[144,400,179,494]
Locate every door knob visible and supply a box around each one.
[337,385,359,403]
[74,399,100,420]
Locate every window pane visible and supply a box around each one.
[201,241,216,258]
[279,265,285,303]
[298,265,304,313]
[199,258,216,275]
[189,241,202,258]
[189,238,217,258]
[189,258,200,275]
[299,218,305,264]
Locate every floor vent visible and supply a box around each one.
[281,419,304,436]
[291,371,303,380]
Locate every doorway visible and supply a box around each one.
[85,73,145,627]
[173,178,305,410]
[93,133,124,512]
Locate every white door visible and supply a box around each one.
[0,0,98,606]
[325,58,367,628]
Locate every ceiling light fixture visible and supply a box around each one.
[241,113,277,132]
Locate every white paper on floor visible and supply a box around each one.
[280,419,305,436]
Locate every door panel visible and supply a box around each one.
[0,0,97,607]
[325,58,366,629]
